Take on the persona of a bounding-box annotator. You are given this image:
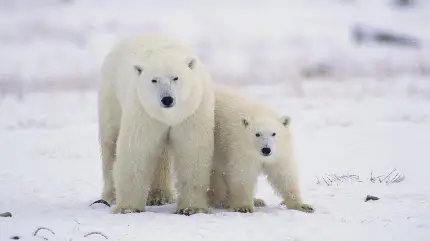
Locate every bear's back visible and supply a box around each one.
[214,85,280,124]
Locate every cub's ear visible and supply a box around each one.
[133,65,144,76]
[280,115,291,127]
[242,118,249,128]
[187,58,196,70]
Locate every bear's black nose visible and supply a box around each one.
[261,147,272,156]
[161,96,174,108]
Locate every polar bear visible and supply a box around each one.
[207,86,314,213]
[98,34,215,215]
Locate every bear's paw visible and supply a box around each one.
[174,207,210,216]
[112,206,144,214]
[230,206,254,213]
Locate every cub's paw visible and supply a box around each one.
[298,204,315,213]
[282,201,315,213]
[174,207,210,216]
[253,198,267,207]
[146,189,175,206]
[230,206,254,213]
[112,206,144,214]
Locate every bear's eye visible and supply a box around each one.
[272,132,276,137]
[255,133,261,137]
[172,76,179,81]
[151,79,157,83]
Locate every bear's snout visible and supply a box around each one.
[161,96,175,108]
[261,147,272,156]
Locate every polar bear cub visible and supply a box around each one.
[98,34,215,215]
[208,86,314,213]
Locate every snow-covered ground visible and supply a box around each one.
[1,0,430,240]
[1,79,430,240]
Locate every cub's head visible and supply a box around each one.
[133,51,202,111]
[241,115,291,160]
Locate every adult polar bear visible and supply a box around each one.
[207,86,314,213]
[98,34,215,215]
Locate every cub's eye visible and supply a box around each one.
[172,76,179,81]
[151,79,157,83]
[272,133,276,137]
[255,133,261,137]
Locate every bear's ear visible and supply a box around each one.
[133,65,144,76]
[280,115,291,127]
[242,118,249,128]
[187,58,196,70]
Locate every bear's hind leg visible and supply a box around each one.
[208,169,228,209]
[253,198,267,207]
[98,96,120,205]
[147,146,175,206]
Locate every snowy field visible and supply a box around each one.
[1,79,430,240]
[1,0,430,240]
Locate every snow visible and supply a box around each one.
[1,80,430,240]
[1,0,430,240]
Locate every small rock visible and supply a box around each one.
[0,212,12,217]
[365,195,380,202]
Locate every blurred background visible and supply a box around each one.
[1,0,429,98]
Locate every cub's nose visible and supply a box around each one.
[261,147,272,156]
[161,96,174,108]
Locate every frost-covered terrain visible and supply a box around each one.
[1,80,430,240]
[1,0,430,240]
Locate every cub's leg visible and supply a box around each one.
[264,160,314,213]
[226,154,261,213]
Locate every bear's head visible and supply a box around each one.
[132,50,204,125]
[241,115,291,160]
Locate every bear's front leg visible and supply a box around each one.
[264,161,315,213]
[112,115,167,214]
[170,119,214,216]
[147,146,175,206]
[226,156,261,213]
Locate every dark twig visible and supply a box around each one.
[388,173,399,184]
[317,169,405,186]
[380,168,397,183]
[90,199,111,207]
[33,227,55,240]
[322,176,331,186]
[84,232,108,239]
[390,173,406,184]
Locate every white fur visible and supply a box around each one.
[98,34,215,215]
[208,85,314,213]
